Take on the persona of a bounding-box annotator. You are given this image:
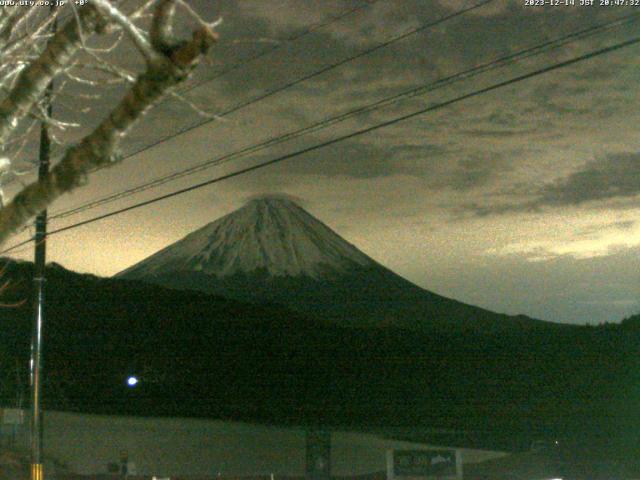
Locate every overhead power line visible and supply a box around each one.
[48,11,640,222]
[172,0,381,95]
[2,0,502,247]
[82,0,496,173]
[3,0,379,185]
[2,31,637,256]
[43,0,501,221]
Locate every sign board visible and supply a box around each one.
[387,449,462,480]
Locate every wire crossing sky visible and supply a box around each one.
[46,10,640,223]
[82,0,497,177]
[4,0,640,326]
[3,29,639,251]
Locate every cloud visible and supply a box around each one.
[575,220,636,238]
[459,128,541,138]
[537,152,640,206]
[224,0,427,48]
[440,154,510,191]
[466,152,640,216]
[435,0,521,17]
[482,208,640,263]
[242,192,308,207]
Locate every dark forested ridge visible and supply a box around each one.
[0,259,638,454]
[116,196,565,336]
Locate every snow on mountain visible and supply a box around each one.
[118,196,376,280]
[117,195,557,332]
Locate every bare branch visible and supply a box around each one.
[82,48,137,82]
[176,0,222,39]
[168,90,223,121]
[9,6,45,40]
[128,0,160,21]
[0,7,32,43]
[82,29,124,53]
[150,0,177,52]
[2,118,38,150]
[31,105,80,130]
[0,6,106,146]
[62,61,132,87]
[91,0,158,63]
[1,8,57,61]
[0,9,218,245]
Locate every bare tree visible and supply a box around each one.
[0,0,218,246]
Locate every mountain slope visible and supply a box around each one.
[1,259,635,448]
[117,196,558,333]
[118,196,375,279]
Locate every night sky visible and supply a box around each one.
[4,0,640,325]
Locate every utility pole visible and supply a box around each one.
[31,7,56,480]
[30,95,51,480]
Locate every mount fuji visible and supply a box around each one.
[117,196,553,332]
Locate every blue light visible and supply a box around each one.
[127,376,139,387]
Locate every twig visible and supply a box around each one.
[91,0,158,63]
[0,5,106,145]
[0,2,218,245]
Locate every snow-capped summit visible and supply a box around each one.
[118,196,375,280]
[118,195,553,333]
